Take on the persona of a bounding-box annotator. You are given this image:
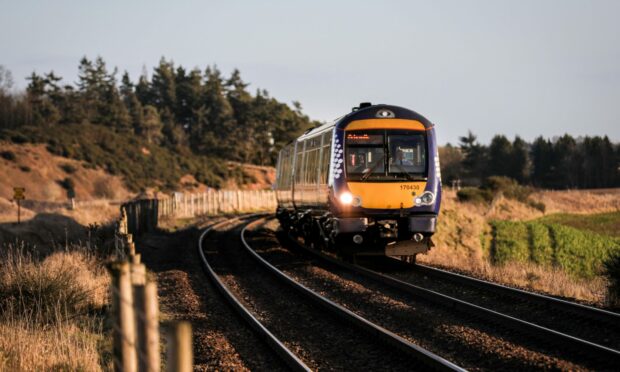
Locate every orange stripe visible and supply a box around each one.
[345,119,428,131]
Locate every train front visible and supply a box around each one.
[329,104,441,259]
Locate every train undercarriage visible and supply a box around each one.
[276,208,436,262]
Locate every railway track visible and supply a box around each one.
[244,219,620,370]
[199,216,464,371]
[381,258,620,349]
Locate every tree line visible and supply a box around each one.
[1,61,618,189]
[0,57,317,166]
[441,131,620,189]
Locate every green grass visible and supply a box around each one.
[491,220,530,264]
[528,222,554,266]
[538,211,620,238]
[490,217,620,278]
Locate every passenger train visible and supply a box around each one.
[275,103,442,261]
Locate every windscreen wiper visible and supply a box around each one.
[391,163,419,182]
[361,155,385,181]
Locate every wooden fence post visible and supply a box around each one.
[135,281,160,372]
[166,322,192,372]
[111,262,138,372]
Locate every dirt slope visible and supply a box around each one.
[0,142,130,201]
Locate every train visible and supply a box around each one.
[274,102,442,262]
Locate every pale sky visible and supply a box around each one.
[1,0,619,145]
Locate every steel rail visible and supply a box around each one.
[241,218,466,372]
[284,232,620,365]
[409,261,620,325]
[198,215,311,372]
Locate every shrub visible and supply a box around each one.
[10,133,28,144]
[19,165,31,172]
[603,252,620,307]
[527,200,546,213]
[57,177,76,199]
[59,163,77,174]
[482,176,532,202]
[457,187,494,204]
[1,150,16,161]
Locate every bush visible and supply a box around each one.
[482,176,532,202]
[527,200,546,213]
[1,150,16,161]
[19,165,31,172]
[59,163,77,174]
[603,252,620,307]
[457,187,494,203]
[10,134,28,144]
[57,177,76,199]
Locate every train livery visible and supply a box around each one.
[275,103,442,261]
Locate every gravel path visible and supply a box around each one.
[248,220,606,371]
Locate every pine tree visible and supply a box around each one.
[142,105,163,144]
[488,135,513,178]
[510,136,530,183]
[459,131,487,184]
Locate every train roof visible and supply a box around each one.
[292,103,434,144]
[337,103,434,129]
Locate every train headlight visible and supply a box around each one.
[415,191,435,206]
[339,192,353,205]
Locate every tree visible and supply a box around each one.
[487,135,513,178]
[531,136,554,188]
[141,105,163,144]
[510,136,530,183]
[438,143,464,184]
[459,131,487,184]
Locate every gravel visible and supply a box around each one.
[135,219,287,371]
[206,220,428,371]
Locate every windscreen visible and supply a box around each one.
[345,130,427,181]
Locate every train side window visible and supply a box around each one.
[295,141,305,184]
[281,147,292,188]
[320,132,332,184]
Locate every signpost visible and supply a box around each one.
[13,187,25,224]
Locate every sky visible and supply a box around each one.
[1,0,619,145]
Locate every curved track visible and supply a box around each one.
[199,216,464,371]
[198,215,310,371]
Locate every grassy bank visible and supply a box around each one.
[420,191,620,304]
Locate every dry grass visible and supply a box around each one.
[419,246,608,303]
[0,314,104,371]
[530,189,620,215]
[0,245,110,371]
